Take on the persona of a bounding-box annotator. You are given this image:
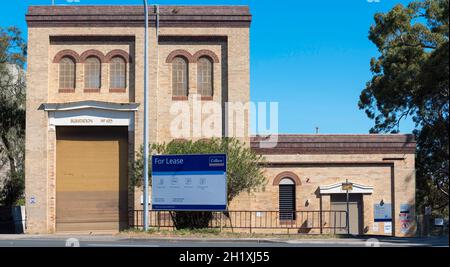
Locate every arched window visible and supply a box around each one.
[279,178,296,220]
[84,57,101,89]
[197,57,213,97]
[59,57,76,89]
[172,56,188,97]
[110,56,126,89]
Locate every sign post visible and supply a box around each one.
[152,154,227,211]
[142,0,149,231]
[342,179,353,235]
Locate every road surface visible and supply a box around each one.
[0,235,448,247]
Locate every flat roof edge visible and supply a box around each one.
[26,5,252,28]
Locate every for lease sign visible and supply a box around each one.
[151,154,227,211]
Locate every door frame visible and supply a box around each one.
[319,182,373,235]
[42,101,138,233]
[55,126,129,232]
[330,193,364,235]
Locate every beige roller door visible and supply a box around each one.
[56,127,128,233]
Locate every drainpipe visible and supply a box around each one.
[155,4,159,106]
[155,4,159,141]
[143,0,149,232]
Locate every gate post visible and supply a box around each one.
[346,210,349,235]
[157,211,160,230]
[250,212,252,234]
[319,210,323,235]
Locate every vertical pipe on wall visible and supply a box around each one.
[143,0,149,231]
[155,3,159,141]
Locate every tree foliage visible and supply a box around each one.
[0,26,26,206]
[131,138,267,229]
[359,0,449,215]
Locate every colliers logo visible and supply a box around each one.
[209,156,225,167]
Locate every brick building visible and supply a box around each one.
[25,5,416,236]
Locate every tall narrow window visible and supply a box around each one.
[172,56,188,97]
[279,178,296,220]
[84,57,101,89]
[197,57,213,97]
[110,57,126,89]
[59,57,76,89]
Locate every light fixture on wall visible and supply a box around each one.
[306,178,310,183]
[305,199,310,207]
[380,199,384,206]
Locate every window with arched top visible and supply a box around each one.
[197,57,213,97]
[279,178,296,220]
[84,57,101,89]
[110,56,126,89]
[172,56,188,97]
[59,57,76,90]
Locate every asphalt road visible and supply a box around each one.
[4,239,305,247]
[0,236,448,247]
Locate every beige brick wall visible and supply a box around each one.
[25,26,251,233]
[26,28,50,233]
[25,22,414,238]
[156,43,224,143]
[48,44,133,103]
[230,153,416,237]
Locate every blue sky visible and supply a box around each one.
[0,0,416,134]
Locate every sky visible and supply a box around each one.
[0,0,416,134]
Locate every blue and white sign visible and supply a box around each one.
[151,154,227,211]
[374,203,392,222]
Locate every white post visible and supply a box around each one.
[143,0,150,231]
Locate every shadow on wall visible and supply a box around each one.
[297,220,312,234]
[0,206,25,234]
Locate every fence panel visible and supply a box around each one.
[129,210,348,233]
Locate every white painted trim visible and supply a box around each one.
[48,109,135,130]
[279,178,295,185]
[41,101,139,112]
[43,101,138,130]
[319,182,374,194]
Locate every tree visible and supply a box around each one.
[359,0,449,216]
[0,27,26,206]
[131,138,267,229]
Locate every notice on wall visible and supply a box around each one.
[50,109,132,127]
[373,222,379,232]
[384,221,392,234]
[434,218,444,226]
[152,154,227,211]
[374,203,392,222]
[399,204,412,234]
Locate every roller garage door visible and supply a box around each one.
[56,127,128,232]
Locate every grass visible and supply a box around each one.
[119,228,348,239]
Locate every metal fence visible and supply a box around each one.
[129,210,348,234]
[0,206,25,234]
[416,215,449,237]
